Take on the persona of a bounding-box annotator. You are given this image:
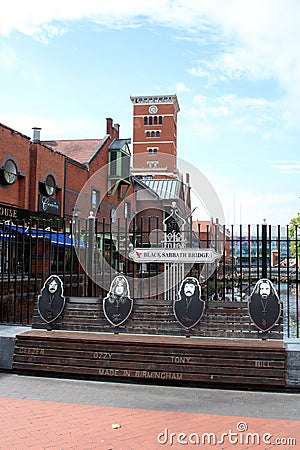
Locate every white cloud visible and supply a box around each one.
[181,93,278,138]
[175,82,191,93]
[0,44,17,67]
[1,1,300,143]
[272,164,300,170]
[267,160,300,174]
[0,112,104,140]
[1,1,299,104]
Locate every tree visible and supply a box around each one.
[289,213,300,258]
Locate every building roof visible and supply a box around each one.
[132,176,159,198]
[130,94,180,113]
[42,137,109,164]
[141,178,183,200]
[108,139,131,154]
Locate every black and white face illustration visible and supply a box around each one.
[103,275,133,327]
[173,277,205,330]
[248,278,282,333]
[183,282,196,297]
[48,278,59,294]
[259,281,271,299]
[114,278,126,296]
[37,275,65,324]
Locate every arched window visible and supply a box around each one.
[2,159,18,185]
[156,131,160,137]
[144,116,148,125]
[146,131,150,138]
[44,174,56,196]
[159,116,162,124]
[149,116,153,125]
[154,116,158,125]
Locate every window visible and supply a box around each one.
[144,116,161,126]
[124,201,131,219]
[148,148,158,155]
[146,130,160,138]
[44,174,56,196]
[108,141,131,181]
[109,151,118,176]
[148,161,158,169]
[3,159,18,185]
[91,188,100,211]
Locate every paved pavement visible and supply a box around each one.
[0,373,299,449]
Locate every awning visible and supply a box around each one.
[0,230,16,241]
[6,225,84,248]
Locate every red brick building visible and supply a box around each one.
[130,95,191,231]
[130,94,180,178]
[42,117,134,225]
[0,124,65,222]
[0,118,134,225]
[0,118,134,276]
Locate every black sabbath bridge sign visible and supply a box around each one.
[129,247,220,264]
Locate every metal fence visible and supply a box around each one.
[0,217,299,338]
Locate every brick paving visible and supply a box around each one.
[0,397,299,450]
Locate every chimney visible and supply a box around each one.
[32,127,41,142]
[106,118,113,135]
[113,123,120,138]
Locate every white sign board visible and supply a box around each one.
[129,248,220,263]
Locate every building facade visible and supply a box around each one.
[130,94,180,179]
[0,118,134,277]
[0,117,133,224]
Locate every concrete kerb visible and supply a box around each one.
[0,325,30,369]
[285,338,300,387]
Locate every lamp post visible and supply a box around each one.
[262,218,267,279]
[87,211,95,297]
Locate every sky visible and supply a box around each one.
[0,0,300,226]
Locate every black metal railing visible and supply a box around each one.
[0,218,299,338]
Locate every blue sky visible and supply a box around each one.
[1,0,300,226]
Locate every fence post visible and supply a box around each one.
[261,220,267,278]
[87,211,95,297]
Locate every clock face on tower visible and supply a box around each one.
[149,105,158,114]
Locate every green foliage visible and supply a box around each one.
[289,213,300,257]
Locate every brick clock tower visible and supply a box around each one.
[130,95,180,179]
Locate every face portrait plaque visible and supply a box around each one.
[173,277,205,329]
[248,278,282,332]
[37,275,65,323]
[103,275,133,327]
